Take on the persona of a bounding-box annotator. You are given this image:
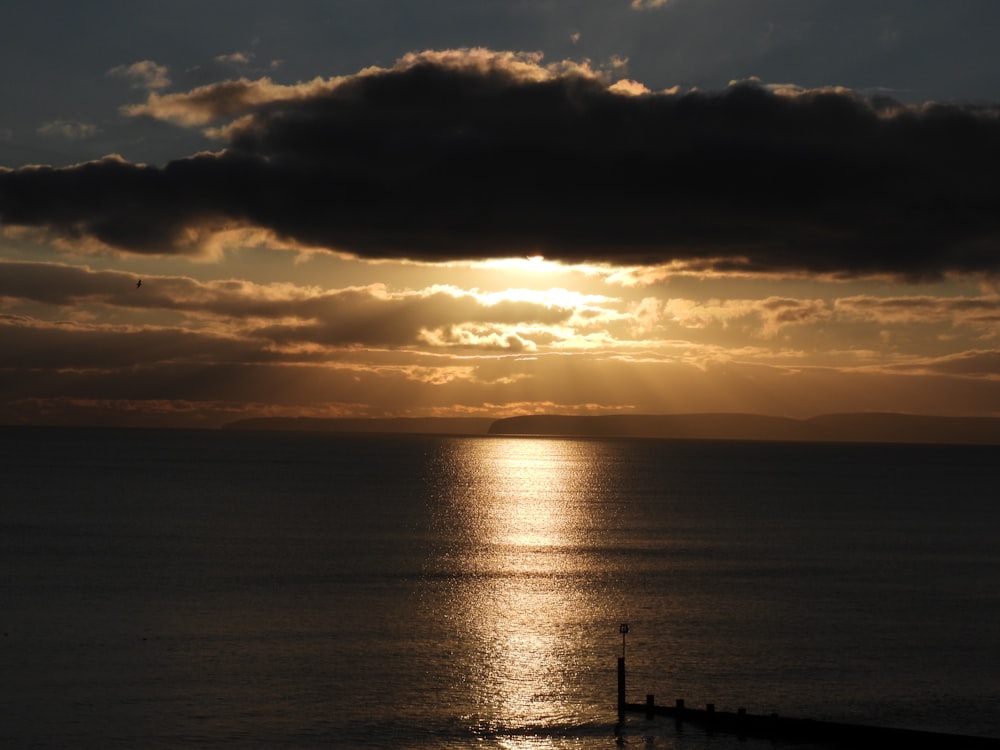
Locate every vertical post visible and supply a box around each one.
[646,694,655,719]
[617,657,626,721]
[617,623,628,721]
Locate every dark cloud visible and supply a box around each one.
[3,51,1000,278]
[0,318,261,370]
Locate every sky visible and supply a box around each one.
[2,0,1000,428]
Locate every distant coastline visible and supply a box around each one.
[221,416,496,435]
[222,413,1000,445]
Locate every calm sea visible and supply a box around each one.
[2,427,998,749]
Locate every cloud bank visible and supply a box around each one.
[3,49,1000,279]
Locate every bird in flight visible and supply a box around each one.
[136,279,142,289]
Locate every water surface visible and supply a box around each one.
[2,427,998,748]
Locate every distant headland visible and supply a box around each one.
[222,413,1000,445]
[221,417,495,435]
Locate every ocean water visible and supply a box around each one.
[1,427,998,749]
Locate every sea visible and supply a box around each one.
[2,426,998,749]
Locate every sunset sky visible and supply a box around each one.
[3,1,1000,427]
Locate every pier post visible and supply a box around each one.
[646,694,655,719]
[617,624,628,722]
[617,657,626,721]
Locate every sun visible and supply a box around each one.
[475,255,565,275]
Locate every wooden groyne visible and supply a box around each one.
[614,624,1000,748]
[622,696,1000,748]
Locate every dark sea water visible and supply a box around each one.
[2,427,998,749]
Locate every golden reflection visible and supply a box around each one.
[429,437,616,744]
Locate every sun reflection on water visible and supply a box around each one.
[427,437,620,743]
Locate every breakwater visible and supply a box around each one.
[622,696,1000,748]
[614,627,999,748]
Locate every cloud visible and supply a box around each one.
[630,0,673,8]
[0,316,259,370]
[108,60,171,91]
[4,49,1000,278]
[661,296,831,338]
[835,294,1000,328]
[910,350,1000,377]
[36,120,99,139]
[121,76,344,127]
[214,51,254,65]
[4,260,1000,425]
[0,261,580,352]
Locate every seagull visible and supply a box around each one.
[136,279,142,288]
